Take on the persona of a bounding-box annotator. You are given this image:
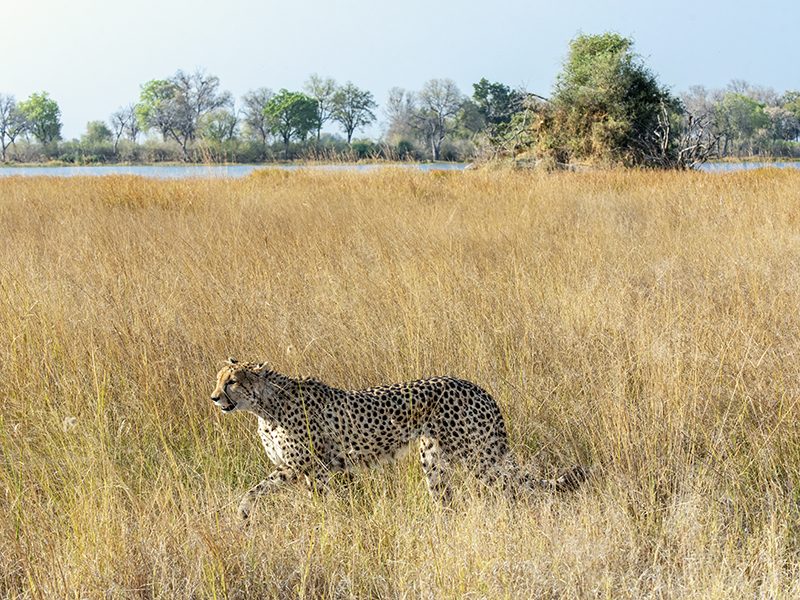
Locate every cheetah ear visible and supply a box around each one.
[228,358,238,364]
[256,361,269,371]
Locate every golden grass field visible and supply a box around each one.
[1,166,800,598]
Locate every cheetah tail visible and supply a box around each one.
[535,466,589,493]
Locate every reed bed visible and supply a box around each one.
[1,167,800,598]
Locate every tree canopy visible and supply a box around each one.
[332,82,377,144]
[199,109,240,143]
[135,79,176,139]
[136,70,233,160]
[18,92,62,145]
[472,79,523,130]
[82,120,113,144]
[264,89,319,158]
[413,78,463,161]
[715,93,770,155]
[241,88,274,149]
[0,94,27,161]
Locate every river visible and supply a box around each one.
[0,163,467,178]
[0,162,798,178]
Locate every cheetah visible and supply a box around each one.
[211,359,585,519]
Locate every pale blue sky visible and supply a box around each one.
[4,0,798,140]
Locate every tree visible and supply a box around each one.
[645,98,721,170]
[457,98,486,137]
[715,92,769,156]
[680,85,721,126]
[136,69,233,160]
[0,94,27,161]
[82,120,112,145]
[413,78,463,160]
[331,82,377,144]
[199,108,240,143]
[264,89,319,158]
[136,79,179,140]
[764,106,798,144]
[109,104,139,155]
[781,90,800,141]
[726,79,781,107]
[304,74,337,141]
[472,79,524,134]
[384,87,417,144]
[241,88,274,145]
[18,92,62,145]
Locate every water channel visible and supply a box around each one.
[0,163,466,178]
[0,162,798,178]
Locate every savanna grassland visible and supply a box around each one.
[2,167,800,599]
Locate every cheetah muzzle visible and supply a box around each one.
[211,359,586,519]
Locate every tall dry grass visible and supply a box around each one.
[1,167,800,598]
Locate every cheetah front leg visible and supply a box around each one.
[238,465,304,519]
[419,435,453,505]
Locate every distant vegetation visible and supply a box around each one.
[1,31,799,167]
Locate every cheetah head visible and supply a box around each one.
[211,359,270,415]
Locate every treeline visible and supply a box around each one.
[1,32,799,167]
[0,73,485,165]
[682,82,800,158]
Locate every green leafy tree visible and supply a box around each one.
[472,79,523,134]
[0,94,28,161]
[547,32,679,165]
[136,79,178,140]
[18,91,62,145]
[199,108,240,143]
[82,120,113,144]
[715,93,769,156]
[332,82,377,144]
[264,89,319,158]
[783,91,800,116]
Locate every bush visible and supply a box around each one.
[394,139,416,160]
[547,33,679,166]
[55,140,117,164]
[351,140,379,159]
[485,32,685,168]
